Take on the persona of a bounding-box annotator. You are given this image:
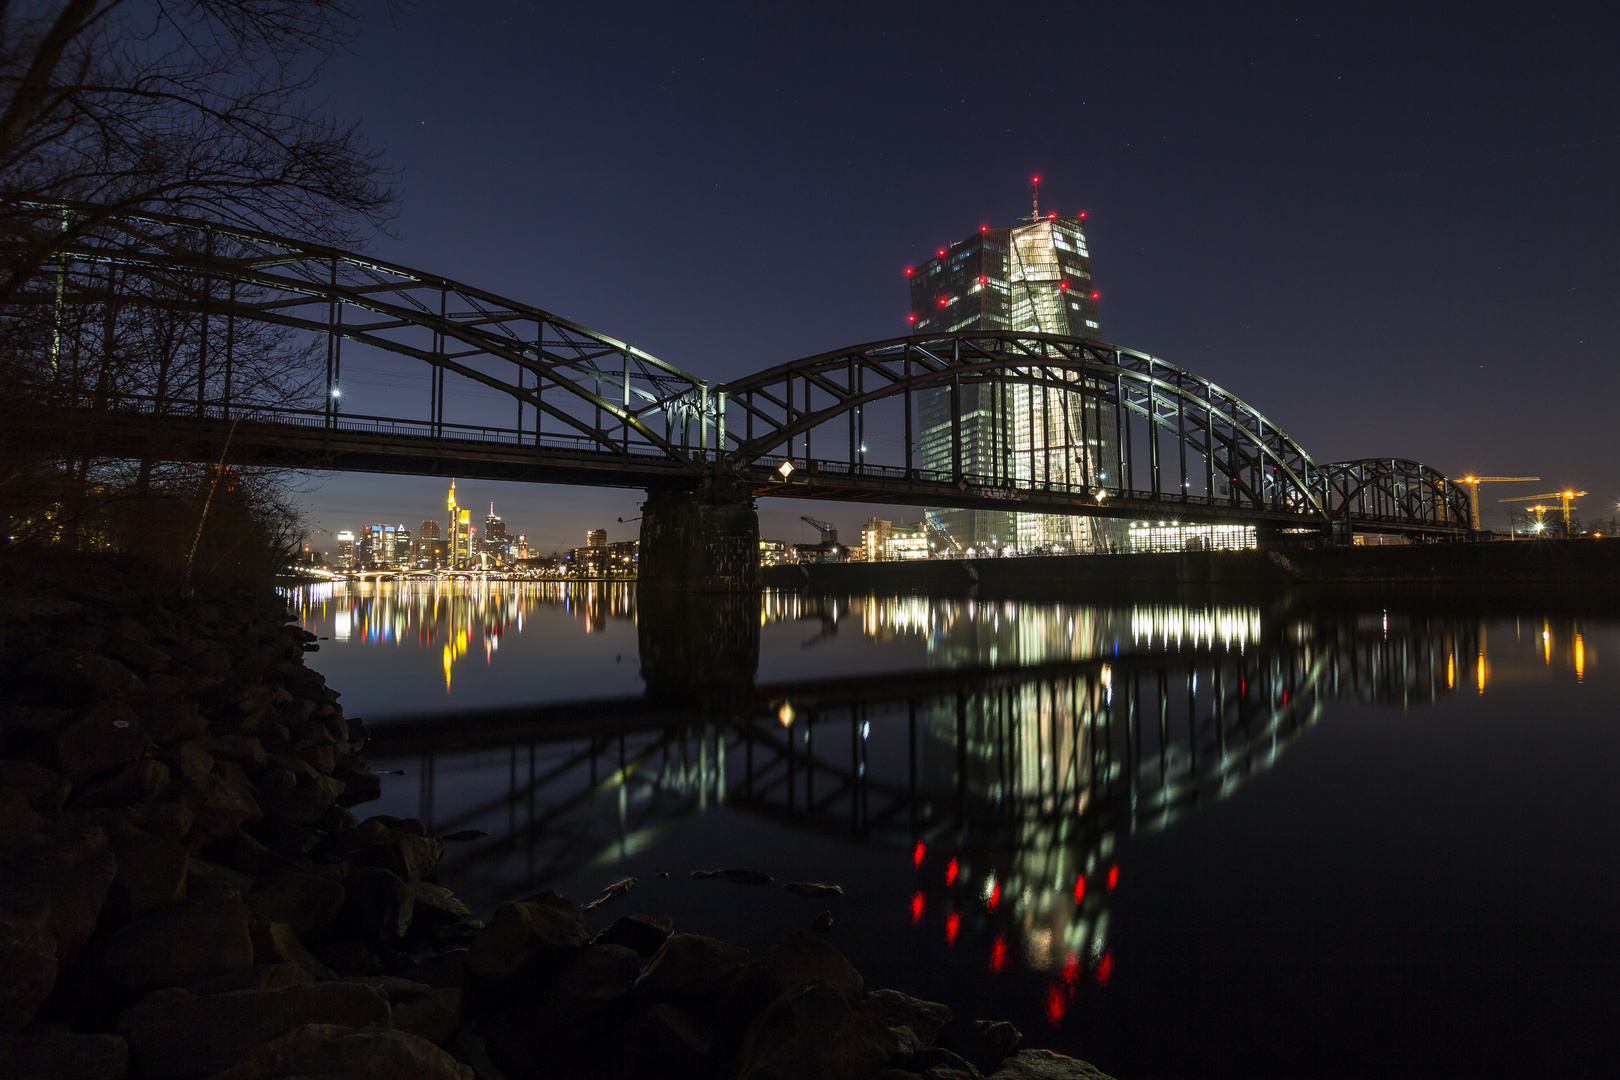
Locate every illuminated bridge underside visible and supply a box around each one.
[23,207,1467,537]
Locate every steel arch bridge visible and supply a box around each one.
[14,205,1467,538]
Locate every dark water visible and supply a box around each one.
[286,580,1620,1079]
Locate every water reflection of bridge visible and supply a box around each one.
[367,597,1475,979]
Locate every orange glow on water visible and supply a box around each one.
[1575,633,1584,682]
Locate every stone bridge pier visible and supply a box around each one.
[637,476,761,593]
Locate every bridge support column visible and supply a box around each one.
[638,476,760,592]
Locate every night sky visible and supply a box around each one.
[301,1,1620,551]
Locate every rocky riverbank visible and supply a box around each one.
[0,559,1115,1079]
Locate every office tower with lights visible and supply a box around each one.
[416,519,444,569]
[336,531,356,569]
[484,504,511,565]
[909,208,1119,553]
[447,480,473,568]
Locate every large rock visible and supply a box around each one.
[509,943,641,1045]
[465,898,589,977]
[110,831,188,915]
[248,870,346,944]
[252,921,337,980]
[0,787,43,848]
[54,705,152,775]
[259,774,345,828]
[342,821,443,882]
[735,980,894,1080]
[593,913,673,956]
[334,866,414,945]
[101,886,254,990]
[632,932,751,1009]
[391,986,463,1046]
[0,906,56,1033]
[210,1023,471,1080]
[72,757,172,810]
[36,652,142,705]
[860,988,953,1050]
[118,983,392,1079]
[0,758,71,813]
[735,932,864,1015]
[0,1031,128,1080]
[0,821,117,963]
[987,1049,1117,1079]
[177,761,263,848]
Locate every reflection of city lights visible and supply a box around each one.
[1106,863,1119,891]
[1575,633,1584,682]
[1044,984,1066,1024]
[1061,952,1080,985]
[1544,623,1551,665]
[913,841,926,866]
[1477,652,1487,694]
[1447,652,1455,689]
[946,912,960,944]
[990,936,1007,971]
[987,880,1002,911]
[910,891,926,922]
[946,857,959,885]
[777,703,795,727]
[1095,950,1114,984]
[1073,874,1086,903]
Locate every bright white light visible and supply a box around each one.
[331,387,342,398]
[777,460,795,478]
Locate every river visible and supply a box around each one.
[284,579,1619,1080]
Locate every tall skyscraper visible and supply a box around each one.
[336,531,356,569]
[909,203,1119,553]
[484,503,511,565]
[447,480,473,568]
[417,518,444,569]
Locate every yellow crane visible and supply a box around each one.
[1458,476,1539,530]
[1498,490,1587,535]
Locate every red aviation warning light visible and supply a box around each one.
[1059,281,1068,290]
[977,276,987,284]
[981,225,989,232]
[1032,175,1040,183]
[937,248,946,256]
[1091,291,1099,299]
[1048,212,1056,219]
[907,314,916,323]
[905,267,913,275]
[1080,211,1087,218]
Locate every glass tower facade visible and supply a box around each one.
[909,216,1120,554]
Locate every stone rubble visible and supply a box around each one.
[0,572,1117,1080]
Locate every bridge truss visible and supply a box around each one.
[13,206,1467,536]
[717,333,1469,536]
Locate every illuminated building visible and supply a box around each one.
[1126,522,1257,553]
[362,524,411,567]
[484,504,511,565]
[447,480,473,569]
[335,531,355,569]
[910,201,1121,554]
[587,528,607,548]
[417,519,446,569]
[862,517,930,561]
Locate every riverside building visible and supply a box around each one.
[909,200,1122,554]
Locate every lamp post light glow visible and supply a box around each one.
[778,460,795,479]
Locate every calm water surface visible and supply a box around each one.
[287,580,1620,1080]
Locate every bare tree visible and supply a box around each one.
[0,0,396,304]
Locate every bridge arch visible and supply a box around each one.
[717,331,1336,529]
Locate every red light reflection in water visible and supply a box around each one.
[913,841,926,866]
[910,892,926,922]
[1061,951,1080,985]
[1073,874,1086,903]
[1106,864,1119,891]
[945,912,960,944]
[987,881,1001,911]
[1096,951,1115,985]
[990,936,1006,971]
[945,858,959,885]
[1044,984,1066,1024]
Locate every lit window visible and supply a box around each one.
[1085,320,1099,328]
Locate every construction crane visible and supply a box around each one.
[1458,476,1539,530]
[924,510,963,556]
[800,516,838,544]
[1499,490,1587,536]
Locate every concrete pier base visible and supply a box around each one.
[637,478,760,592]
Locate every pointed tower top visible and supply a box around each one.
[448,479,458,513]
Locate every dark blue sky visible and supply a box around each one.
[301,1,1620,550]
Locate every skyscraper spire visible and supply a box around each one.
[448,479,457,514]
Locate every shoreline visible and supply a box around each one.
[0,555,1114,1080]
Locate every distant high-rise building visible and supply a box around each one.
[909,202,1119,553]
[417,519,444,569]
[484,503,512,565]
[447,480,474,568]
[336,531,356,569]
[363,524,410,567]
[587,528,607,548]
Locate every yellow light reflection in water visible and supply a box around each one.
[1447,652,1455,689]
[1574,633,1584,683]
[1476,651,1486,694]
[1543,621,1551,665]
